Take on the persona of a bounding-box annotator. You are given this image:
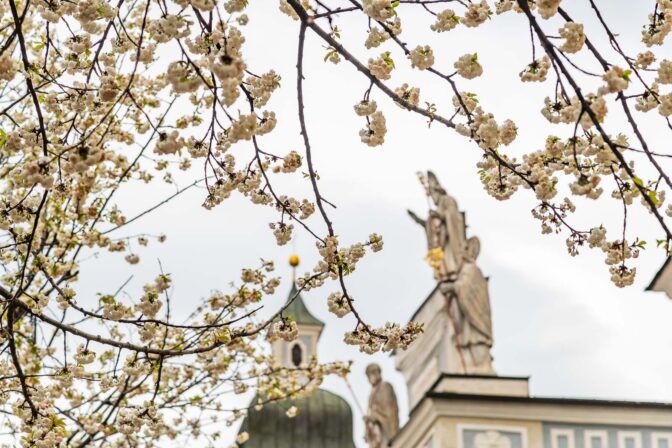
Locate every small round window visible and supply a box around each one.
[291,343,303,367]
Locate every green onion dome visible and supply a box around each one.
[238,388,356,448]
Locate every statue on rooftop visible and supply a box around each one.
[364,363,399,448]
[409,171,495,375]
[408,171,466,281]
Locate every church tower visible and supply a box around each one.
[269,280,324,369]
[238,256,356,448]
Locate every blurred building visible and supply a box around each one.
[239,171,672,448]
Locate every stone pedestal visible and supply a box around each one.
[395,285,473,408]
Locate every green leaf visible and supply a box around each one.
[633,177,644,188]
[99,294,115,305]
[331,25,341,39]
[0,129,6,149]
[382,51,395,68]
[648,190,659,206]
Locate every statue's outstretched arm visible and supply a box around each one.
[407,209,426,227]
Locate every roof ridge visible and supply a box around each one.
[283,283,324,328]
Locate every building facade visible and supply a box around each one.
[391,374,672,448]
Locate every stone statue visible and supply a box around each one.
[364,363,399,448]
[408,171,466,280]
[409,171,495,375]
[441,236,495,375]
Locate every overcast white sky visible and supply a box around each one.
[73,1,672,446]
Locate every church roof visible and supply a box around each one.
[238,388,355,448]
[282,283,324,328]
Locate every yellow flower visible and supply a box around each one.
[424,247,444,269]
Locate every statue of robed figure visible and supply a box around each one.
[408,171,466,281]
[409,171,495,375]
[364,363,399,448]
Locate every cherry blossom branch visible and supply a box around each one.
[516,0,672,242]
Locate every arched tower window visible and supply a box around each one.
[291,343,303,367]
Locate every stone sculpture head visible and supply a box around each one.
[427,171,446,206]
[366,363,382,386]
[464,236,481,262]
